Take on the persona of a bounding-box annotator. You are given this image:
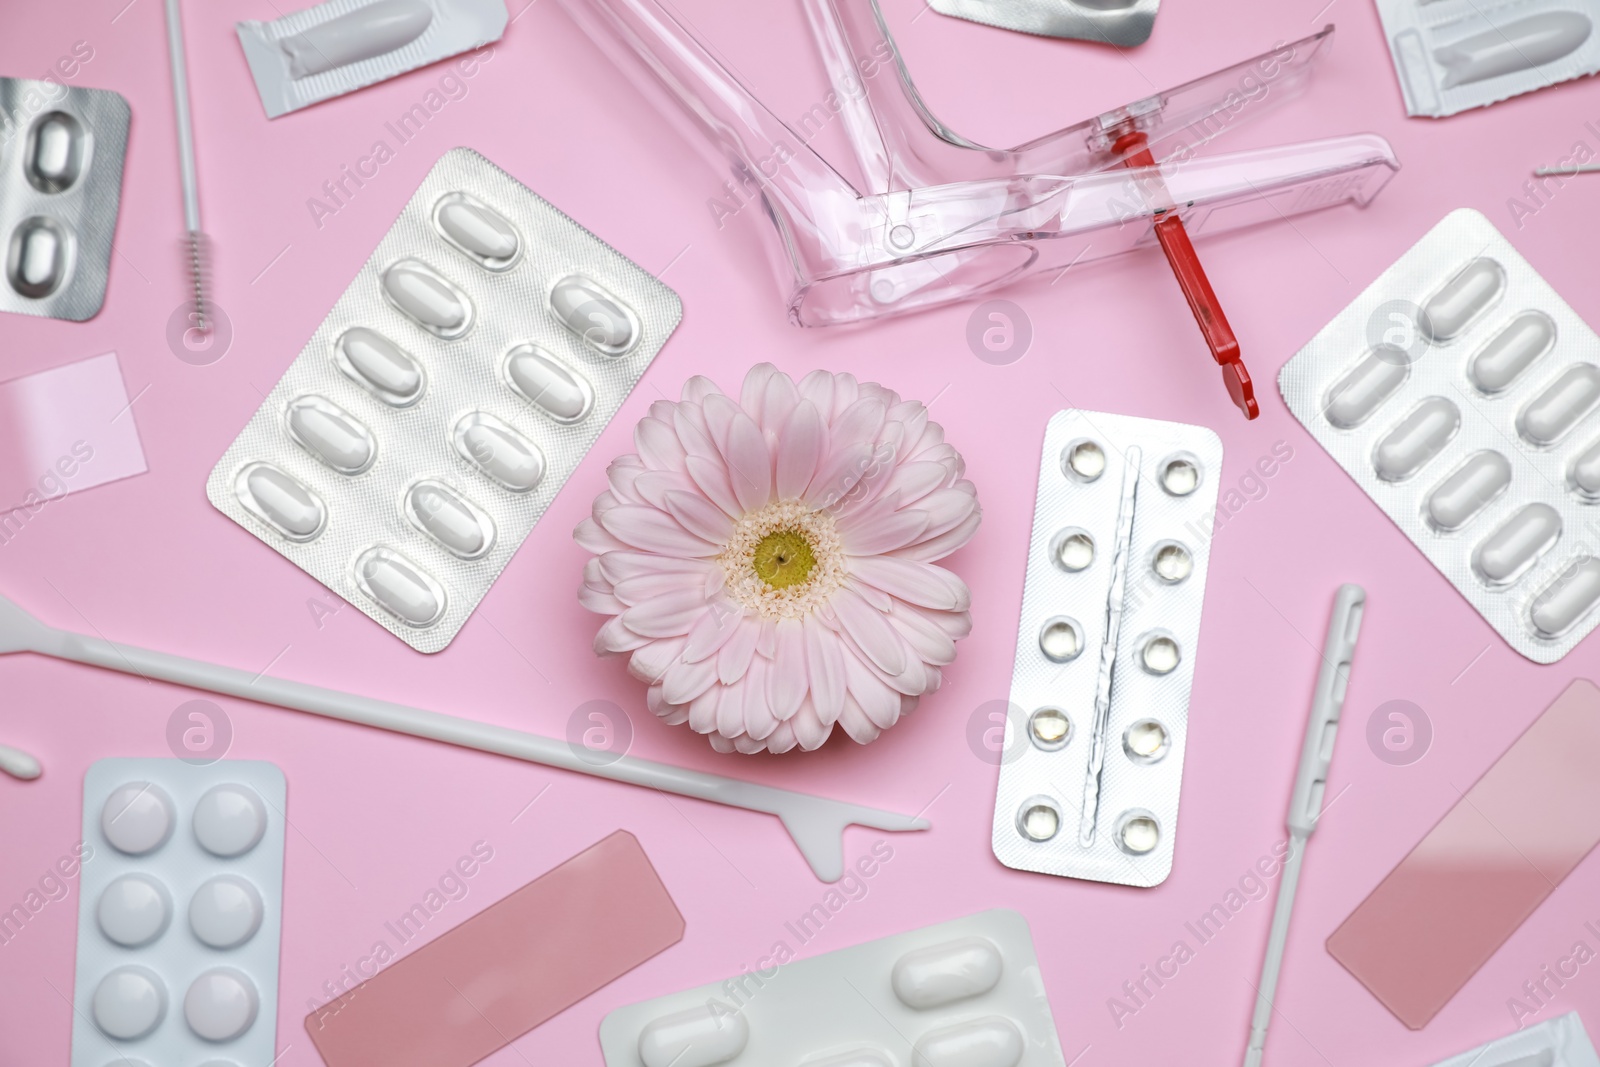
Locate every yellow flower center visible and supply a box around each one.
[752,529,816,589]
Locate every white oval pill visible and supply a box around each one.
[435,196,520,267]
[1468,311,1556,394]
[93,966,165,1039]
[286,396,375,474]
[1571,438,1600,500]
[190,875,264,949]
[1518,364,1600,447]
[8,216,69,298]
[505,345,593,421]
[407,481,492,558]
[892,937,1003,1010]
[1373,397,1460,482]
[185,968,259,1042]
[1325,348,1409,428]
[1474,503,1562,586]
[357,548,446,626]
[455,414,546,492]
[1437,11,1591,88]
[98,874,171,947]
[381,259,471,337]
[550,275,638,356]
[637,1004,749,1067]
[336,328,424,405]
[102,783,174,855]
[1421,258,1504,343]
[281,0,431,78]
[1426,450,1512,531]
[238,463,326,541]
[1531,557,1600,637]
[193,784,267,857]
[26,111,83,192]
[910,1016,1024,1067]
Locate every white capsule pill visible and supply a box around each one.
[189,875,264,949]
[1373,397,1460,482]
[1518,364,1600,447]
[1426,451,1512,531]
[8,216,69,298]
[1051,529,1094,572]
[1531,557,1600,637]
[1325,348,1409,428]
[505,345,593,421]
[1141,633,1180,675]
[286,396,375,474]
[1436,11,1591,88]
[26,111,84,192]
[1151,541,1192,583]
[1063,439,1105,481]
[1468,311,1556,394]
[1016,796,1061,842]
[185,968,259,1042]
[93,966,166,1040]
[101,783,174,855]
[381,259,471,338]
[1124,719,1170,763]
[1420,259,1504,343]
[356,548,446,627]
[636,1004,749,1067]
[434,195,520,268]
[237,462,326,541]
[336,327,425,405]
[280,0,431,78]
[97,874,171,947]
[406,481,493,558]
[1160,454,1201,496]
[193,784,268,857]
[910,1016,1024,1067]
[891,937,1003,1010]
[1028,707,1071,750]
[1474,503,1561,586]
[1117,811,1161,855]
[1571,439,1600,499]
[454,413,546,492]
[1038,617,1082,663]
[550,275,638,356]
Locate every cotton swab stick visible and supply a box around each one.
[163,0,210,333]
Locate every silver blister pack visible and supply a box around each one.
[207,147,682,653]
[1374,0,1600,117]
[991,410,1222,888]
[0,78,129,321]
[1280,208,1600,664]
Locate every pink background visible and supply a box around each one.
[3,0,1599,1064]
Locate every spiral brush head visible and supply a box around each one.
[185,229,211,334]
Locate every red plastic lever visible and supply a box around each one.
[1113,131,1258,420]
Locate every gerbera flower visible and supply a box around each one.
[575,364,980,754]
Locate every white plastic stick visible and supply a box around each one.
[1242,583,1365,1067]
[0,593,926,880]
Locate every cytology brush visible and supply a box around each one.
[163,0,210,333]
[0,591,926,881]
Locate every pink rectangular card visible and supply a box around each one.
[306,831,684,1067]
[1327,679,1600,1029]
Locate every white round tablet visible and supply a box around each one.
[185,968,259,1042]
[189,875,263,949]
[192,784,267,857]
[91,966,165,1039]
[100,783,174,856]
[97,874,171,947]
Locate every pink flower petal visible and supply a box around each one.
[702,392,739,456]
[831,587,906,675]
[665,489,734,545]
[613,570,704,606]
[595,615,650,654]
[887,601,958,665]
[733,734,767,754]
[662,655,719,705]
[686,454,743,519]
[928,608,973,640]
[598,552,716,584]
[758,370,800,437]
[775,400,825,502]
[791,700,832,750]
[673,403,717,459]
[891,510,981,562]
[847,556,971,611]
[850,578,893,613]
[708,733,737,753]
[598,505,718,558]
[828,373,861,422]
[722,410,773,513]
[681,375,722,403]
[634,417,686,471]
[619,587,711,638]
[688,686,720,733]
[803,441,872,510]
[830,397,886,458]
[717,619,760,684]
[632,469,697,510]
[764,721,799,753]
[627,636,686,683]
[740,363,778,419]
[606,459,647,503]
[839,508,930,556]
[756,617,778,659]
[578,586,626,614]
[659,701,691,727]
[682,601,744,663]
[718,672,747,735]
[842,646,901,729]
[797,369,835,416]
[880,461,948,506]
[803,614,846,726]
[838,694,882,744]
[916,487,982,540]
[767,617,807,722]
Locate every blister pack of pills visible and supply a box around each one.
[0,78,129,321]
[70,758,286,1067]
[991,411,1222,888]
[599,909,1068,1067]
[1281,209,1600,664]
[1374,0,1600,117]
[238,0,508,118]
[206,147,682,652]
[1429,1011,1600,1066]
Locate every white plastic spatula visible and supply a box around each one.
[0,592,926,880]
